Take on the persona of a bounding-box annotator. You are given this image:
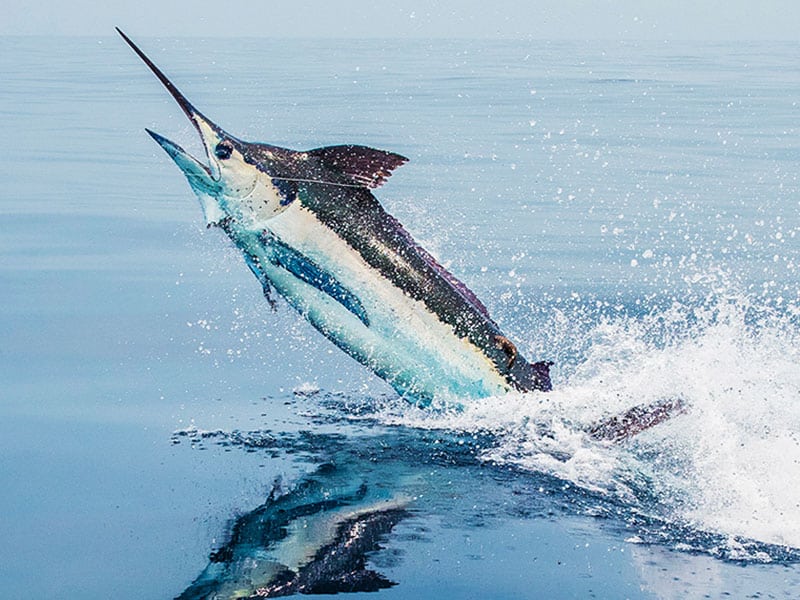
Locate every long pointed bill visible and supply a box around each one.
[117,28,226,180]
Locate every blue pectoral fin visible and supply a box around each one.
[242,252,277,310]
[262,234,370,327]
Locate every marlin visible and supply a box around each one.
[118,29,552,405]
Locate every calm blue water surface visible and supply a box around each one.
[2,36,800,598]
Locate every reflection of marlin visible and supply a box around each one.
[170,403,690,600]
[118,30,551,405]
[177,463,410,599]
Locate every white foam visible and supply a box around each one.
[362,292,800,549]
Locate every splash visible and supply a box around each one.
[346,287,800,557]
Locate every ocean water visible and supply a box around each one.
[2,35,800,598]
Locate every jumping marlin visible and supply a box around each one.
[118,29,551,405]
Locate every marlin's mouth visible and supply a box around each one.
[117,28,226,181]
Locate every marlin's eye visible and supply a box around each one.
[215,141,234,160]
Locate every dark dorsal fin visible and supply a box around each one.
[307,145,408,189]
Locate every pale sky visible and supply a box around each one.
[4,0,799,39]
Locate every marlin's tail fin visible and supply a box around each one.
[586,397,687,442]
